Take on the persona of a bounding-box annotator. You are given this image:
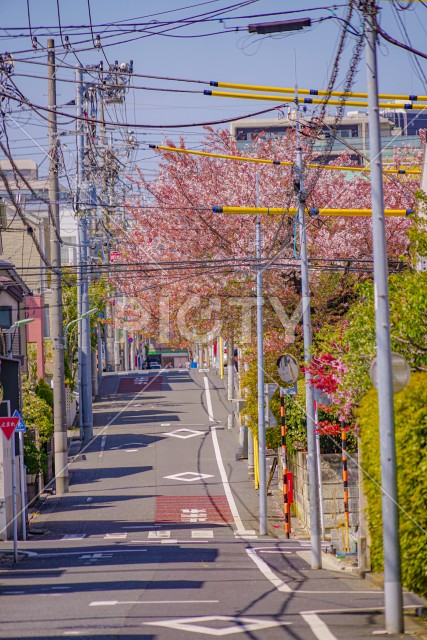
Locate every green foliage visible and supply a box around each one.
[409,190,427,261]
[22,377,54,475]
[27,343,38,386]
[314,267,427,417]
[240,360,356,452]
[62,270,109,384]
[24,437,47,476]
[358,373,427,598]
[34,378,53,408]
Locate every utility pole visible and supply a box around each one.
[362,2,403,632]
[295,105,322,569]
[99,97,115,372]
[255,174,267,536]
[76,68,93,442]
[48,39,68,494]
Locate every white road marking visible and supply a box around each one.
[204,376,214,421]
[148,530,171,539]
[210,427,246,535]
[164,428,204,439]
[99,435,107,459]
[61,534,86,540]
[301,605,417,615]
[258,550,292,554]
[235,529,256,535]
[181,508,207,523]
[90,600,219,606]
[164,471,214,482]
[104,533,127,539]
[160,422,171,426]
[245,548,291,592]
[161,539,178,544]
[34,548,147,559]
[192,530,214,539]
[145,615,291,635]
[300,614,338,640]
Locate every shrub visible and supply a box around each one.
[22,378,54,476]
[34,378,54,408]
[357,372,427,598]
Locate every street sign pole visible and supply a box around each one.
[1,416,21,560]
[19,433,26,541]
[11,433,18,562]
[13,410,27,541]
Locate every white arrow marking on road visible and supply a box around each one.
[148,530,171,539]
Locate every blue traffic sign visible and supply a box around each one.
[12,410,26,433]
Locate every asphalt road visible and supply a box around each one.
[0,369,423,639]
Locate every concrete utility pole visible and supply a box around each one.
[362,2,403,633]
[47,39,68,494]
[255,175,267,536]
[76,68,93,442]
[295,106,322,569]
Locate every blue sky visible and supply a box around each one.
[1,1,426,178]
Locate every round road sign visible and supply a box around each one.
[370,352,411,394]
[277,354,299,383]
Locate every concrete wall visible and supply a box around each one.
[283,450,359,536]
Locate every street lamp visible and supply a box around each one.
[7,318,35,358]
[247,16,321,565]
[64,308,98,345]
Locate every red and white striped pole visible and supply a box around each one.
[341,424,350,552]
[280,389,291,538]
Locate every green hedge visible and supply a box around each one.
[357,372,427,598]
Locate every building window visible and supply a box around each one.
[0,306,12,329]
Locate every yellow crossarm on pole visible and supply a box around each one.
[212,206,415,218]
[209,81,427,103]
[150,145,421,176]
[149,144,293,168]
[204,89,427,111]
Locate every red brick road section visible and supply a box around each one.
[155,496,234,524]
[118,375,163,393]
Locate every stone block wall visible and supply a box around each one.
[279,450,359,538]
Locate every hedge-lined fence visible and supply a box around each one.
[358,372,427,598]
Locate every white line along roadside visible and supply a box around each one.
[204,376,215,422]
[245,549,292,592]
[204,376,248,536]
[300,614,338,640]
